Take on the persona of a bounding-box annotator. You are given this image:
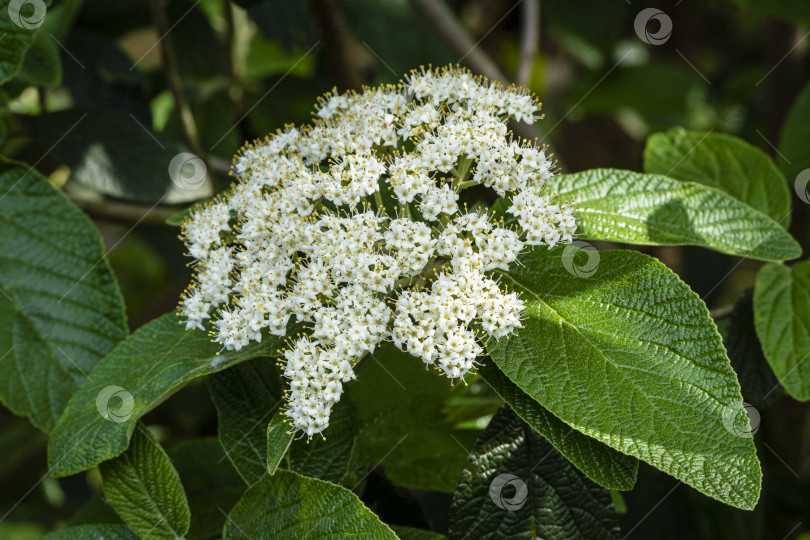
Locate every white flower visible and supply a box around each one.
[179,65,576,438]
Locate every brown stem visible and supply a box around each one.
[409,0,565,170]
[74,198,179,228]
[146,0,205,160]
[514,0,539,87]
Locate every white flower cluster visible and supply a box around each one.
[180,66,577,437]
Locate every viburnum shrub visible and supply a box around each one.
[179,66,576,437]
[5,53,808,537]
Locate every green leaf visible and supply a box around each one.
[778,82,810,182]
[644,128,791,224]
[209,356,371,488]
[16,29,62,86]
[168,438,245,540]
[100,426,191,540]
[485,248,761,509]
[209,358,285,484]
[753,262,810,401]
[48,311,291,477]
[733,0,810,28]
[548,169,800,262]
[39,109,213,204]
[347,347,481,493]
[223,470,396,539]
[0,158,127,431]
[449,406,619,539]
[478,362,637,491]
[40,524,137,540]
[266,413,293,475]
[724,290,782,408]
[287,398,367,486]
[0,0,51,84]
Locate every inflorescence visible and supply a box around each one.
[179,66,577,438]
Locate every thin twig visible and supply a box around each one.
[409,0,565,170]
[709,304,735,321]
[146,0,205,160]
[74,198,180,228]
[514,0,538,87]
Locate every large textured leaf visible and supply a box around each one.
[168,438,245,539]
[40,524,137,540]
[348,347,480,493]
[753,262,810,401]
[778,82,810,182]
[478,362,637,491]
[486,248,761,509]
[100,426,191,540]
[209,358,286,484]
[0,0,51,84]
[39,109,213,204]
[223,470,396,539]
[547,169,799,262]
[48,311,290,477]
[449,406,619,539]
[0,159,127,431]
[724,290,782,408]
[644,128,791,223]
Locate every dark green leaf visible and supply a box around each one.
[100,426,190,540]
[644,128,791,224]
[724,289,782,408]
[548,169,800,262]
[209,357,285,484]
[486,248,761,509]
[348,347,480,493]
[0,158,127,431]
[449,406,619,539]
[209,356,370,488]
[48,311,292,477]
[0,0,51,84]
[778,82,810,183]
[16,29,61,86]
[753,262,810,401]
[223,470,396,539]
[40,524,137,540]
[168,438,245,540]
[478,362,637,491]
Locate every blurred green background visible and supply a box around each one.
[1,0,809,538]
